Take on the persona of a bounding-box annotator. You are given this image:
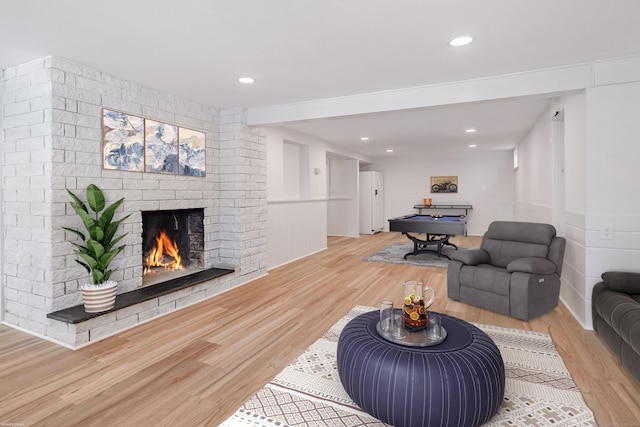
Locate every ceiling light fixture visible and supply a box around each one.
[465,128,476,133]
[450,36,473,47]
[469,144,478,148]
[360,137,369,141]
[238,77,255,84]
[386,149,394,153]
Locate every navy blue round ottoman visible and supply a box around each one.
[337,310,505,427]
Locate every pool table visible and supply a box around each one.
[388,214,467,259]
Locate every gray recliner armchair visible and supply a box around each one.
[447,221,566,320]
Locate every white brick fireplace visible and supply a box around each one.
[0,57,267,348]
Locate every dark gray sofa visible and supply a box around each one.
[447,221,566,320]
[592,271,640,383]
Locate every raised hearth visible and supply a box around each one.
[48,267,232,324]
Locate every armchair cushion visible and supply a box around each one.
[506,257,557,275]
[482,239,549,268]
[602,272,640,294]
[460,265,511,296]
[450,249,489,266]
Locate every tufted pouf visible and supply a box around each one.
[337,310,505,427]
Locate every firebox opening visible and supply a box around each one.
[142,208,205,287]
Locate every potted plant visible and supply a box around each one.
[63,184,131,313]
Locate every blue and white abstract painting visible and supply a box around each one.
[102,109,145,172]
[145,120,179,174]
[179,128,206,176]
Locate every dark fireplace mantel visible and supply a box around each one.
[47,267,233,324]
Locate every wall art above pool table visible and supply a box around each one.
[430,175,458,193]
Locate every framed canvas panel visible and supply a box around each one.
[102,109,145,172]
[178,127,206,176]
[430,176,458,193]
[145,120,179,174]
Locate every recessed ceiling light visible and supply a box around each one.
[360,137,369,141]
[238,77,255,84]
[465,128,476,133]
[468,144,478,148]
[386,149,394,153]
[450,36,473,47]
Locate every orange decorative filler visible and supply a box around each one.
[403,294,427,329]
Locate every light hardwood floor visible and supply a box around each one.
[1,232,639,426]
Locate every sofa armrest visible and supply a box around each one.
[506,257,557,275]
[450,249,489,266]
[602,271,640,294]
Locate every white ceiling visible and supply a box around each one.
[2,0,640,158]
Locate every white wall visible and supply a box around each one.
[0,68,3,323]
[265,127,328,268]
[327,155,359,237]
[564,93,588,214]
[514,106,554,223]
[266,127,329,201]
[264,126,369,268]
[555,79,640,329]
[582,81,640,325]
[513,97,589,325]
[369,150,515,236]
[282,140,305,198]
[559,92,589,326]
[515,77,640,328]
[267,200,327,268]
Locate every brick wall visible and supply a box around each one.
[1,57,267,348]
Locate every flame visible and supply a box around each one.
[144,230,183,274]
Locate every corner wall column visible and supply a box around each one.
[218,108,268,283]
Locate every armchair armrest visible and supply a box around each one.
[450,249,489,266]
[506,257,556,275]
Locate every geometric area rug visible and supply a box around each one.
[221,306,597,427]
[364,242,468,268]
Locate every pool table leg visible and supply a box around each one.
[402,232,456,260]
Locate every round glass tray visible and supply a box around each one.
[376,318,447,347]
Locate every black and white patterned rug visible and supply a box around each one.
[222,306,596,427]
[364,242,466,268]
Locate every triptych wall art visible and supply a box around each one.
[102,109,206,177]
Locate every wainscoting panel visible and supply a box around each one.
[328,197,359,237]
[267,199,328,269]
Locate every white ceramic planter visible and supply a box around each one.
[81,281,117,313]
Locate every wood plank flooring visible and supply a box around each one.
[1,232,639,426]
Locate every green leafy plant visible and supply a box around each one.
[63,184,131,285]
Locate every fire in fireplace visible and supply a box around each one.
[145,230,184,272]
[142,208,204,286]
